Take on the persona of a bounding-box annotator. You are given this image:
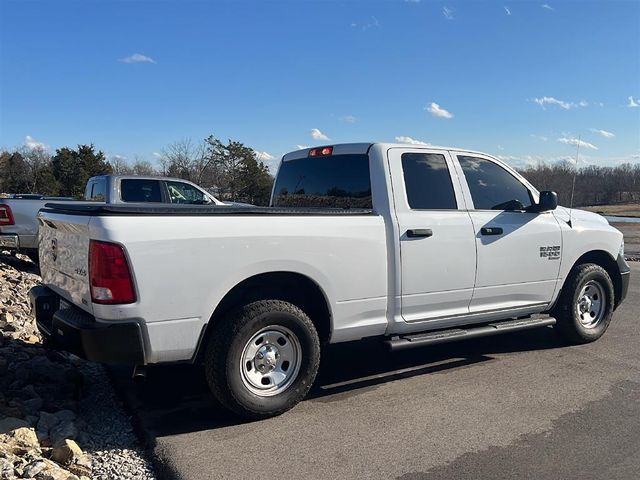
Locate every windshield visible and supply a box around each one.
[272,154,372,209]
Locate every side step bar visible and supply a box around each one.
[386,317,556,351]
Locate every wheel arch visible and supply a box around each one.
[194,271,332,363]
[561,250,624,308]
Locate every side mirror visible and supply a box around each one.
[532,191,558,212]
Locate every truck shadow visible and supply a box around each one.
[0,252,39,275]
[109,325,566,442]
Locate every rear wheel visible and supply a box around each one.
[25,250,39,265]
[204,300,320,419]
[554,263,614,344]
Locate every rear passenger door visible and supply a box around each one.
[388,148,477,322]
[452,153,562,312]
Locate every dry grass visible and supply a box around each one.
[582,203,640,218]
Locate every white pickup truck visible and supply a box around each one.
[0,175,223,261]
[30,143,630,419]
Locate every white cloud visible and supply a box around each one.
[497,155,541,169]
[631,154,640,160]
[557,137,598,150]
[119,53,156,64]
[110,154,127,161]
[254,151,275,162]
[541,4,554,11]
[24,135,48,151]
[395,136,431,146]
[532,96,588,110]
[310,128,330,141]
[442,7,454,20]
[425,102,453,119]
[152,152,162,158]
[530,134,549,142]
[340,115,357,123]
[351,16,379,31]
[405,0,420,3]
[589,128,615,139]
[628,96,640,108]
[295,145,310,150]
[504,6,511,15]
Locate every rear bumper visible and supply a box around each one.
[29,285,146,365]
[0,234,19,249]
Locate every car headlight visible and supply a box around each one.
[620,239,625,257]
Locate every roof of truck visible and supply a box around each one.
[88,174,203,183]
[282,142,494,161]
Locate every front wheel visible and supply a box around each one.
[204,300,320,419]
[554,263,615,344]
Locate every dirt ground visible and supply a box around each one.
[583,204,640,218]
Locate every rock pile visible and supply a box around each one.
[0,253,155,480]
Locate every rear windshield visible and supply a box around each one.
[120,179,162,203]
[272,154,372,208]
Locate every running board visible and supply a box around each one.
[386,317,556,351]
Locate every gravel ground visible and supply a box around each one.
[0,251,156,480]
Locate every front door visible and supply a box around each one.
[388,148,477,322]
[453,153,562,313]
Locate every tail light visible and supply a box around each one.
[89,240,136,304]
[0,205,15,226]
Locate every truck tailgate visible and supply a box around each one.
[38,213,93,313]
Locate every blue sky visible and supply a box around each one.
[1,0,639,171]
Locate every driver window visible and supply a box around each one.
[458,156,533,211]
[166,181,208,204]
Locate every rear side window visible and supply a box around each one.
[87,179,107,202]
[458,156,532,210]
[401,153,457,209]
[120,179,162,203]
[272,154,372,208]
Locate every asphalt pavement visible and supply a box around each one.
[112,263,640,480]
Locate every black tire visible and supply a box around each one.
[204,300,320,419]
[554,263,615,344]
[25,250,39,265]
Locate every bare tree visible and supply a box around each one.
[131,156,156,176]
[109,156,132,175]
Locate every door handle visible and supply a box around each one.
[480,227,503,236]
[406,228,433,238]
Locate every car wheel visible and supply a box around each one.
[554,263,614,344]
[204,300,320,419]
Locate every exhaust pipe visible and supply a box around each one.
[132,365,147,381]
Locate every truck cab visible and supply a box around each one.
[84,175,224,205]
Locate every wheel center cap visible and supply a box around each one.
[254,345,278,372]
[579,297,592,313]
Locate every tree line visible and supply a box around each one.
[2,141,639,208]
[517,161,640,207]
[0,135,274,205]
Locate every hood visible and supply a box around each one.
[554,206,609,227]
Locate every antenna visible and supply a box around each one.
[567,135,581,228]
